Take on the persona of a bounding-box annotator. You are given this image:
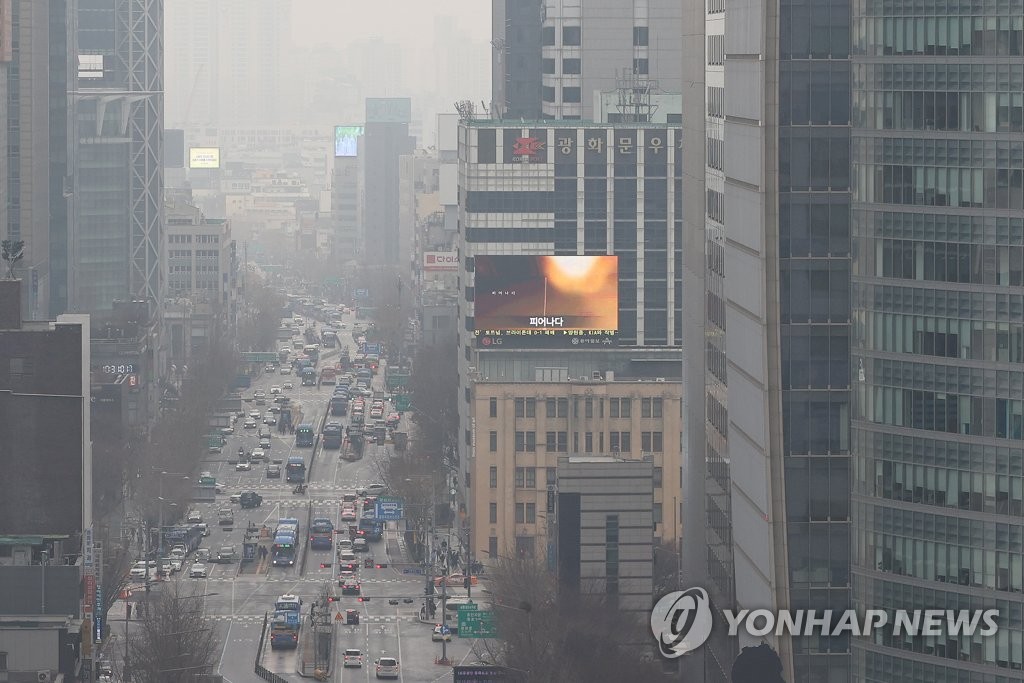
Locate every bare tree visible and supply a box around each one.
[407,335,458,468]
[238,272,285,352]
[122,580,219,683]
[98,526,134,618]
[373,453,437,561]
[476,556,664,682]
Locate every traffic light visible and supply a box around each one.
[320,562,332,569]
[327,596,337,603]
[464,577,471,589]
[357,596,370,602]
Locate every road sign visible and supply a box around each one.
[395,395,413,411]
[458,607,497,638]
[374,496,404,521]
[241,352,278,363]
[454,666,512,682]
[354,288,369,299]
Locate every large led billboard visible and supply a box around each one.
[189,147,221,169]
[334,125,364,157]
[473,255,619,348]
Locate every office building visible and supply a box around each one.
[679,0,853,680]
[848,5,1024,680]
[491,0,544,120]
[470,377,681,567]
[1,0,74,319]
[540,0,683,120]
[556,455,654,621]
[0,280,91,681]
[363,97,415,266]
[73,0,165,315]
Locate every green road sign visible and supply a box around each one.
[241,352,278,363]
[458,606,497,638]
[395,395,413,411]
[199,475,216,487]
[386,373,409,390]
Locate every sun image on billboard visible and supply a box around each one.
[189,147,220,169]
[474,255,618,348]
[334,126,364,157]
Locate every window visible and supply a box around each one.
[610,432,620,451]
[585,398,594,418]
[489,397,498,417]
[653,398,663,418]
[585,432,593,452]
[563,25,581,45]
[622,431,631,451]
[599,398,605,417]
[563,87,582,103]
[489,536,498,558]
[563,58,581,74]
[546,398,557,418]
[557,431,568,452]
[653,466,663,487]
[611,398,631,417]
[573,397,579,418]
[546,431,556,451]
[642,431,652,451]
[489,431,498,452]
[573,431,579,451]
[465,429,471,445]
[526,468,536,488]
[542,26,556,46]
[489,503,498,523]
[526,503,536,523]
[489,466,498,488]
[515,431,525,452]
[653,431,663,452]
[611,399,620,418]
[621,399,631,418]
[525,398,536,417]
[526,431,536,452]
[633,26,649,46]
[543,85,556,103]
[642,398,652,417]
[653,503,663,525]
[546,467,556,486]
[599,432,605,451]
[516,503,525,523]
[515,398,525,417]
[542,58,556,74]
[610,431,631,452]
[633,58,649,74]
[515,468,525,488]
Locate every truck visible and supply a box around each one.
[322,422,344,449]
[301,367,317,386]
[329,394,348,417]
[320,367,337,385]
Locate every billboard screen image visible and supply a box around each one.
[334,125,364,157]
[189,147,220,169]
[473,255,618,348]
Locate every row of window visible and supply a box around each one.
[854,163,1024,209]
[867,459,1024,517]
[496,429,660,454]
[855,63,1024,100]
[707,136,724,171]
[854,90,1024,134]
[853,15,1024,58]
[508,396,664,419]
[707,35,725,65]
[869,238,1024,286]
[861,387,1024,441]
[858,311,1024,364]
[541,25,581,47]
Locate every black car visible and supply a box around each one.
[341,579,361,595]
[239,491,263,508]
[265,464,281,478]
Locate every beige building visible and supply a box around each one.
[470,377,682,563]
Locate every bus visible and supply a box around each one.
[301,367,317,386]
[320,329,337,348]
[303,344,320,364]
[286,456,307,482]
[329,394,348,417]
[271,532,298,566]
[274,594,302,612]
[295,424,314,447]
[309,518,334,550]
[319,367,337,384]
[322,422,343,449]
[270,610,300,649]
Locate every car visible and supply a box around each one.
[270,386,281,394]
[341,508,357,522]
[215,546,237,563]
[129,560,154,579]
[337,539,353,551]
[218,508,234,525]
[343,648,364,668]
[434,573,479,588]
[269,404,281,414]
[259,437,272,450]
[196,548,211,563]
[337,563,358,581]
[266,464,281,478]
[369,408,383,419]
[263,414,276,425]
[253,390,266,400]
[251,448,267,461]
[157,558,174,576]
[208,443,222,453]
[282,381,294,389]
[339,550,356,563]
[341,579,361,595]
[219,426,234,436]
[195,523,209,537]
[229,493,242,504]
[280,366,292,375]
[186,510,203,523]
[353,538,368,552]
[362,495,378,507]
[243,418,257,429]
[375,656,399,679]
[342,493,358,503]
[189,562,208,578]
[249,409,262,419]
[432,625,452,642]
[235,461,251,471]
[170,546,187,559]
[214,483,226,494]
[361,483,387,496]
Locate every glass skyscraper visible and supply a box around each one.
[850,0,1024,679]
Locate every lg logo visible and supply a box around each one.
[650,587,714,658]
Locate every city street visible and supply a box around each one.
[106,311,480,682]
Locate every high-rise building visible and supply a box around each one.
[1,0,74,319]
[680,0,853,679]
[72,0,164,315]
[363,97,415,266]
[849,4,1024,679]
[491,0,544,120]
[540,0,682,121]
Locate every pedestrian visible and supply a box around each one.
[126,603,132,620]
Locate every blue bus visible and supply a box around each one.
[329,395,348,417]
[309,518,334,550]
[271,532,298,566]
[270,610,300,649]
[286,456,306,482]
[295,424,314,447]
[322,422,343,449]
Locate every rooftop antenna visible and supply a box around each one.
[614,68,659,123]
[454,100,476,121]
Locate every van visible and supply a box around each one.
[339,550,356,563]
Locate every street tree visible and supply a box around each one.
[373,452,437,561]
[122,580,218,683]
[477,556,664,682]
[407,334,458,468]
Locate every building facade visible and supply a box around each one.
[469,377,681,568]
[681,0,853,680]
[849,2,1024,679]
[540,0,683,121]
[491,0,544,120]
[363,97,415,266]
[2,0,74,319]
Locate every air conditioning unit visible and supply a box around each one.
[655,377,666,382]
[37,671,51,683]
[592,371,603,380]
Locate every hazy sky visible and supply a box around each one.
[290,0,490,49]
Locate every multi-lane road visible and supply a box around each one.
[116,313,479,682]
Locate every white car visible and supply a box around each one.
[169,557,184,572]
[243,418,257,429]
[129,561,153,579]
[361,483,387,496]
[253,391,266,400]
[189,563,208,578]
[341,508,357,521]
[282,381,294,389]
[343,649,364,668]
[249,409,261,419]
[375,657,400,679]
[235,461,251,471]
[219,426,234,436]
[270,386,281,394]
[186,511,203,523]
[251,448,266,461]
[280,366,292,375]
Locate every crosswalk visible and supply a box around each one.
[199,575,414,584]
[199,613,421,624]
